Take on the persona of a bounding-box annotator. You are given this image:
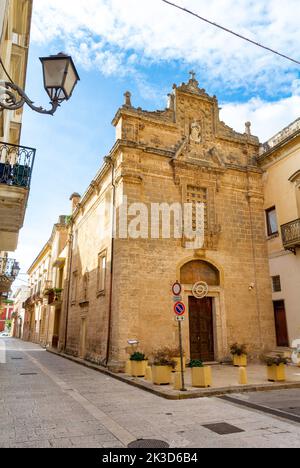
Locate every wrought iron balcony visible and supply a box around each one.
[0,258,20,294]
[0,141,36,189]
[0,257,20,279]
[47,288,63,305]
[281,218,300,253]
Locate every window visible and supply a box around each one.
[187,186,208,231]
[272,276,282,293]
[82,271,89,302]
[97,252,107,294]
[266,207,278,236]
[71,271,78,304]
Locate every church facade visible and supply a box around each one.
[58,74,276,370]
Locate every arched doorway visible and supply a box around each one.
[180,260,221,362]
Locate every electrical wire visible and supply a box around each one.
[161,0,300,66]
[0,57,14,83]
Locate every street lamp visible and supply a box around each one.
[0,52,80,116]
[11,262,20,279]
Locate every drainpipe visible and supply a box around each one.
[105,158,116,367]
[246,172,263,350]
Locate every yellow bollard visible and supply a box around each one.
[125,360,132,375]
[173,372,182,390]
[145,366,152,381]
[239,367,248,385]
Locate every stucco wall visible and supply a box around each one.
[262,141,300,346]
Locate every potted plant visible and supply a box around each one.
[264,355,288,382]
[130,352,147,377]
[151,348,176,385]
[189,360,212,388]
[230,343,248,367]
[53,288,63,303]
[169,346,186,373]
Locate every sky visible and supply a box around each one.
[13,0,300,290]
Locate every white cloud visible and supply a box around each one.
[31,0,300,95]
[221,89,300,141]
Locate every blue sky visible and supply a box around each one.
[13,0,300,287]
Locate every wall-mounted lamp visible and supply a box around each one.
[249,283,255,291]
[128,339,139,346]
[0,52,80,116]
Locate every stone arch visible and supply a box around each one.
[180,259,220,286]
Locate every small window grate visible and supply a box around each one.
[272,275,281,293]
[20,373,38,376]
[203,423,244,435]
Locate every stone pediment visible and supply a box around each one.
[174,138,226,169]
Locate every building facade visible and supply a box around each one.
[12,284,30,338]
[259,119,300,348]
[0,0,35,298]
[54,74,276,371]
[0,298,13,333]
[23,216,69,347]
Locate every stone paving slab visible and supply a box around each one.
[48,349,300,400]
[2,338,300,448]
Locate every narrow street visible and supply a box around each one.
[1,338,300,448]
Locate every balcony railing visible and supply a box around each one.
[0,141,36,189]
[0,257,20,279]
[281,218,300,252]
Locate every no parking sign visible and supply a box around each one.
[174,301,186,316]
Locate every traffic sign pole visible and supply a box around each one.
[178,319,187,392]
[172,281,186,392]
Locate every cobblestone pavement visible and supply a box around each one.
[1,338,300,448]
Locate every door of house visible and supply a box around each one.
[52,308,61,349]
[188,296,214,362]
[273,300,289,347]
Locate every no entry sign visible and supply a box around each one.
[174,301,186,316]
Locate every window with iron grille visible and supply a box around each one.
[272,275,281,293]
[186,186,208,234]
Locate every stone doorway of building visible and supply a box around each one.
[52,308,61,349]
[188,296,215,362]
[273,300,289,347]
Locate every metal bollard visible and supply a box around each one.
[145,366,152,381]
[125,360,132,375]
[239,367,248,385]
[173,372,182,390]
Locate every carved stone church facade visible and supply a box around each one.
[60,74,276,370]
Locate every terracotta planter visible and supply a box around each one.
[267,364,286,382]
[152,366,172,385]
[233,354,247,367]
[191,366,212,388]
[172,357,186,373]
[131,360,147,377]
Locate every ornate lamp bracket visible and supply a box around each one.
[0,81,60,116]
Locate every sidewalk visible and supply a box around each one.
[48,349,300,400]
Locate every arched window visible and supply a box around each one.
[180,260,220,286]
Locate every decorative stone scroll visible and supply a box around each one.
[192,281,209,299]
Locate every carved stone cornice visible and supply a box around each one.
[115,170,143,186]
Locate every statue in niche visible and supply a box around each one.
[190,121,202,144]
